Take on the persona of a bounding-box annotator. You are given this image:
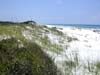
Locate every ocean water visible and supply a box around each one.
[49,24,100,29]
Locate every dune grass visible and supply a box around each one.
[0,38,60,75]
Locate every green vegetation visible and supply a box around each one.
[39,35,63,54]
[0,25,25,41]
[96,62,100,70]
[0,21,62,75]
[67,36,78,42]
[0,38,60,75]
[94,62,100,75]
[49,27,64,36]
[0,22,64,54]
[64,60,77,75]
[1,21,100,75]
[65,60,76,69]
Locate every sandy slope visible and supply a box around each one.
[46,25,100,75]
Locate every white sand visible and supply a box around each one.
[46,25,100,75]
[61,27,100,62]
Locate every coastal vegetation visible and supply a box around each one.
[0,37,59,75]
[0,21,100,75]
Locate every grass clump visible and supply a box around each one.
[49,27,64,36]
[96,62,100,70]
[0,38,60,75]
[67,36,78,42]
[0,25,25,42]
[39,36,63,54]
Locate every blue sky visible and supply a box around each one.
[0,0,100,24]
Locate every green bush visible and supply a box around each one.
[0,38,60,75]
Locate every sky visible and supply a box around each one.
[0,0,100,24]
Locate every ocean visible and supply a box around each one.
[49,24,100,29]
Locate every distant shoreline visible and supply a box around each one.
[47,24,100,29]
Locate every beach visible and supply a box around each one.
[46,25,100,75]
